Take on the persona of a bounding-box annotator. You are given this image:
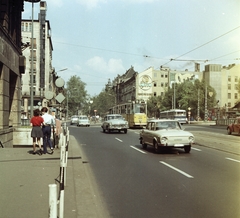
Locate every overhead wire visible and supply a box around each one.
[160,25,240,67]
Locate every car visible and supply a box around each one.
[227,117,240,135]
[139,119,194,153]
[101,114,129,133]
[77,115,90,127]
[70,115,79,125]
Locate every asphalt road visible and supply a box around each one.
[70,124,240,218]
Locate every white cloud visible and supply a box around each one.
[86,56,125,75]
[75,0,107,10]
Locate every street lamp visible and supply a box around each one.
[24,0,41,117]
[88,100,93,116]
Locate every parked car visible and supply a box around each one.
[227,117,240,135]
[77,115,90,127]
[70,115,79,125]
[139,119,194,153]
[101,114,128,133]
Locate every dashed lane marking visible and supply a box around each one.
[225,157,240,163]
[160,161,194,178]
[130,146,147,154]
[192,147,202,151]
[115,138,123,142]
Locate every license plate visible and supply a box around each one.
[174,144,184,147]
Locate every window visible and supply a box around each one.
[228,84,231,90]
[165,83,168,87]
[161,83,164,87]
[165,74,168,78]
[228,93,231,99]
[228,76,231,82]
[161,74,164,78]
[235,93,238,99]
[21,22,24,31]
[228,102,231,108]
[154,82,157,87]
[154,92,156,96]
[25,23,28,32]
[235,76,238,82]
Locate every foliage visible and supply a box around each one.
[159,80,217,119]
[90,89,116,117]
[65,75,87,116]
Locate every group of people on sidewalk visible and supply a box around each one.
[30,107,61,155]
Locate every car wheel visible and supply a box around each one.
[153,141,159,153]
[141,139,147,149]
[184,146,191,153]
[124,129,127,134]
[227,128,232,135]
[103,128,105,133]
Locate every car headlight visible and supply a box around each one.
[189,136,194,143]
[161,137,168,144]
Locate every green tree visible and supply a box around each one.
[160,80,217,120]
[66,75,87,116]
[89,90,116,117]
[147,96,162,118]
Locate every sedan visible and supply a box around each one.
[101,114,128,133]
[227,117,240,135]
[77,115,90,127]
[139,119,194,153]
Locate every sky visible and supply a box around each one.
[22,0,240,96]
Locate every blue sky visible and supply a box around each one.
[22,0,240,96]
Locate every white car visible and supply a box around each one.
[77,115,90,127]
[139,119,194,153]
[70,115,79,125]
[101,114,128,133]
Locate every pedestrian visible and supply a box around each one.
[30,109,44,155]
[41,107,55,154]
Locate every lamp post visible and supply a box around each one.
[25,0,41,117]
[188,107,191,124]
[66,90,70,120]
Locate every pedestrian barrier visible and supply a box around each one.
[49,123,69,218]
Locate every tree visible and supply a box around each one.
[65,75,87,116]
[160,79,217,120]
[147,96,162,118]
[89,89,116,117]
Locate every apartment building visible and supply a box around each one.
[0,0,25,147]
[21,1,54,118]
[203,63,240,109]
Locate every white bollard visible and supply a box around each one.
[49,184,57,218]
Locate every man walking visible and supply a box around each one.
[41,107,55,154]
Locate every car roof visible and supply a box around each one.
[148,119,177,122]
[106,114,122,116]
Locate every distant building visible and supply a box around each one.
[21,1,54,118]
[203,63,240,109]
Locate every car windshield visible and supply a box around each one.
[156,121,181,130]
[108,115,123,120]
[79,116,88,120]
[71,115,78,119]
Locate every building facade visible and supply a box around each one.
[0,0,25,147]
[203,63,240,109]
[21,1,54,118]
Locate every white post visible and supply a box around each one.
[49,184,57,218]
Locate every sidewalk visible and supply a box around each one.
[0,135,108,218]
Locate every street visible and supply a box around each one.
[69,124,240,218]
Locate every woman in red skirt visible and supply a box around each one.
[30,109,44,155]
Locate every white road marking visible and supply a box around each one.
[115,138,123,142]
[160,161,194,178]
[130,146,146,154]
[192,147,201,151]
[225,157,240,163]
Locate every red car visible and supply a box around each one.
[227,117,240,135]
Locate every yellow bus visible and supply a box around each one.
[109,101,147,128]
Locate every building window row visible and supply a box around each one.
[228,76,239,82]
